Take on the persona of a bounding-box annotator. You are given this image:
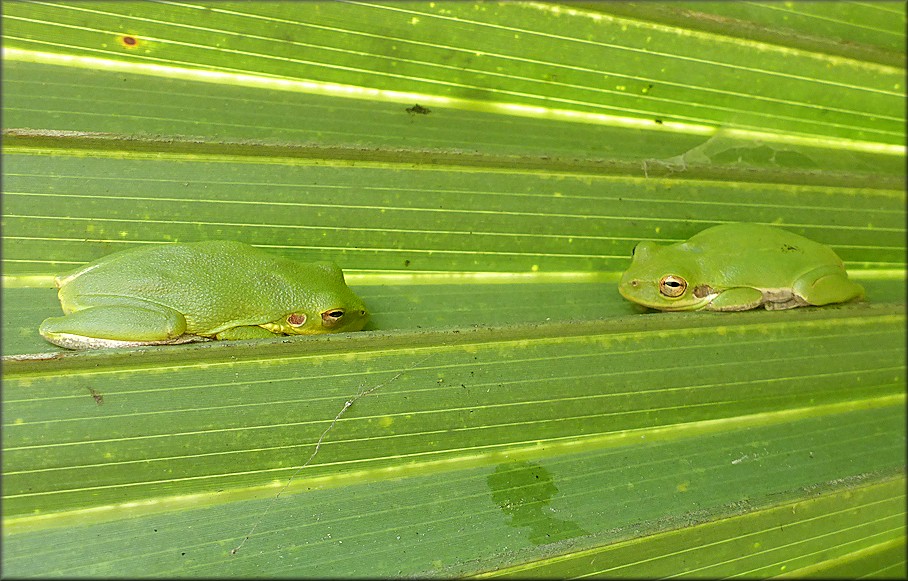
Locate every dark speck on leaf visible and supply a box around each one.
[406,104,431,115]
[86,386,104,405]
[781,244,800,252]
[654,119,663,125]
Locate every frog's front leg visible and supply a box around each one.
[39,303,191,349]
[703,287,766,311]
[215,326,281,341]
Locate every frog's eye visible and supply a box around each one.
[659,275,688,298]
[287,313,307,327]
[321,308,346,327]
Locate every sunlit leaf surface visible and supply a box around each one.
[2,1,905,577]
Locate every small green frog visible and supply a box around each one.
[618,223,864,311]
[39,241,369,349]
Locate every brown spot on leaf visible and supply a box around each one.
[118,35,140,49]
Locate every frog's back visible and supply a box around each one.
[60,241,260,290]
[684,223,846,286]
[57,241,319,330]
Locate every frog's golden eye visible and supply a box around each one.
[321,309,346,327]
[659,275,688,298]
[287,313,307,327]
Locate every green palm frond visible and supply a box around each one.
[2,2,905,577]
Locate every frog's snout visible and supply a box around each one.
[347,305,370,331]
[616,273,639,299]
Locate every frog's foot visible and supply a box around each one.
[794,269,865,306]
[39,305,189,350]
[759,289,809,311]
[763,296,809,310]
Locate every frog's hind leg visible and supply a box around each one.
[794,267,865,307]
[39,304,190,349]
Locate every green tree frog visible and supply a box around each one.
[618,223,863,312]
[39,241,369,349]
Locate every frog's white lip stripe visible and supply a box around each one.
[665,297,714,311]
[699,292,721,304]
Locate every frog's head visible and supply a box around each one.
[618,241,713,311]
[261,262,370,335]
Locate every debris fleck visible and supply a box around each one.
[86,386,104,405]
[230,352,436,555]
[406,104,431,115]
